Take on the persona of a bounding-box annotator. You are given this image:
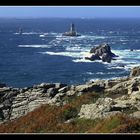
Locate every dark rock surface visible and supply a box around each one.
[85,43,117,63]
[0,83,6,88]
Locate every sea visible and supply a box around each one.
[0,18,140,88]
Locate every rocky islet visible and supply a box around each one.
[85,43,118,63]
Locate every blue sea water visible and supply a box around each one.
[0,18,140,88]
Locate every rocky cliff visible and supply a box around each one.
[0,66,140,125]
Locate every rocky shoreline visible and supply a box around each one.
[1,66,140,124]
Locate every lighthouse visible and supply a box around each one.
[19,27,23,35]
[70,23,76,35]
[63,23,80,36]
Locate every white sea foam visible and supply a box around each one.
[66,46,90,53]
[112,49,140,60]
[15,32,58,36]
[18,45,51,48]
[39,47,140,71]
[86,71,118,75]
[56,35,63,38]
[89,76,127,82]
[87,35,106,39]
[23,32,39,35]
[102,49,140,70]
[89,78,101,82]
[86,72,94,75]
[41,51,86,58]
[39,34,46,37]
[77,35,87,38]
[124,64,140,70]
[96,72,106,75]
[56,36,77,40]
[66,47,84,52]
[108,31,114,34]
[108,50,140,70]
[14,33,19,35]
[72,58,102,63]
[107,66,126,70]
[120,39,129,42]
[14,32,42,35]
[56,35,107,40]
[41,44,93,59]
[50,32,57,35]
[72,59,96,63]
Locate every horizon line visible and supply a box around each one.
[0,17,140,19]
[0,6,140,7]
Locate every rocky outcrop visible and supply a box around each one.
[1,67,140,123]
[102,53,112,63]
[78,89,140,120]
[75,82,105,93]
[79,98,122,119]
[0,81,107,123]
[130,111,140,119]
[0,83,70,122]
[0,87,19,122]
[78,75,140,120]
[130,66,140,77]
[85,54,101,61]
[85,44,117,63]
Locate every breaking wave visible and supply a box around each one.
[14,32,42,35]
[18,45,51,48]
[40,51,86,58]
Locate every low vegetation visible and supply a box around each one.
[0,91,140,133]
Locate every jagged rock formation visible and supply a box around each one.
[1,66,140,123]
[85,43,117,63]
[78,68,140,120]
[79,98,122,119]
[0,83,71,122]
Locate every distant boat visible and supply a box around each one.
[63,23,81,37]
[18,28,23,35]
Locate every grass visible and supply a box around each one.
[0,91,140,133]
[87,114,140,133]
[87,115,122,133]
[0,92,99,133]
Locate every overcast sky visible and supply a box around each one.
[0,6,140,18]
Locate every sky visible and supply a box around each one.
[0,6,140,18]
